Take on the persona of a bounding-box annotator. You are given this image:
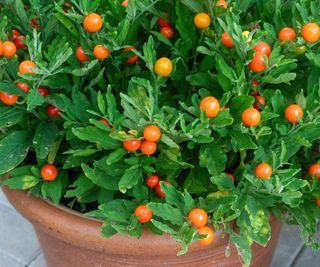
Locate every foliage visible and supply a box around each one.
[0,0,320,266]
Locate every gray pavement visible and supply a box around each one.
[0,189,319,267]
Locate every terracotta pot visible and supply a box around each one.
[2,187,282,267]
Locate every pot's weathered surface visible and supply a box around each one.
[3,187,282,267]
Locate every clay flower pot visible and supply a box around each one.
[2,187,282,267]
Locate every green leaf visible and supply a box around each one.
[72,127,120,150]
[65,175,96,198]
[82,164,118,191]
[148,203,185,226]
[26,88,45,111]
[151,219,176,235]
[263,73,296,85]
[106,148,127,165]
[1,176,40,190]
[33,123,59,159]
[0,131,33,175]
[211,173,235,191]
[230,130,257,151]
[143,36,156,71]
[199,143,227,175]
[118,165,142,193]
[0,107,26,128]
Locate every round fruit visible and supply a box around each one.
[255,162,273,179]
[308,164,320,179]
[121,0,128,7]
[160,26,174,39]
[253,41,271,57]
[0,92,18,105]
[279,27,296,42]
[140,141,157,156]
[134,205,153,223]
[76,47,88,62]
[123,139,141,152]
[93,45,109,60]
[242,108,261,127]
[251,80,259,87]
[154,57,173,77]
[249,51,267,73]
[301,23,320,43]
[194,13,211,29]
[285,104,303,124]
[200,96,220,118]
[242,31,252,42]
[2,41,17,58]
[226,173,235,183]
[123,46,139,64]
[41,164,58,181]
[253,95,266,110]
[158,17,170,27]
[14,35,26,49]
[12,29,20,40]
[146,175,159,188]
[16,82,29,93]
[188,208,208,228]
[198,226,214,246]
[155,180,171,198]
[38,87,49,96]
[30,18,40,29]
[143,125,161,142]
[47,105,62,118]
[294,46,307,55]
[216,0,228,9]
[83,13,103,33]
[316,198,320,206]
[0,41,3,56]
[221,32,234,48]
[19,60,37,75]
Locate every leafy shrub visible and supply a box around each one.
[0,0,320,266]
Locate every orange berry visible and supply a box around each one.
[255,163,273,179]
[83,13,103,33]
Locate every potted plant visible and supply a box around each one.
[0,0,320,266]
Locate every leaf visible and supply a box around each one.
[143,36,156,71]
[230,130,257,151]
[43,176,63,204]
[71,86,91,122]
[71,60,98,76]
[0,131,33,175]
[81,164,118,191]
[211,173,235,191]
[161,182,185,211]
[199,143,227,175]
[215,54,235,80]
[64,175,96,198]
[186,72,215,88]
[118,165,142,193]
[1,176,40,190]
[26,88,45,111]
[148,203,185,226]
[33,123,59,159]
[106,148,127,165]
[151,219,176,235]
[0,107,26,128]
[72,127,120,149]
[263,73,296,84]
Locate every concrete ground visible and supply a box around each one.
[0,189,319,267]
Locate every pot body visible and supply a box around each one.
[2,187,282,267]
